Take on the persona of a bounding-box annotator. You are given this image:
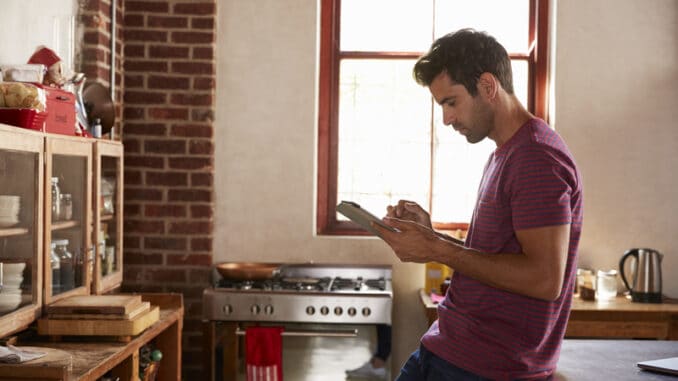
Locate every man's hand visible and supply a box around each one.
[372,217,443,263]
[386,200,432,229]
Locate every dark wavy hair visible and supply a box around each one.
[413,28,514,96]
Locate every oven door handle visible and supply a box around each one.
[235,328,358,338]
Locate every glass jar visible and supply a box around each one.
[596,269,618,301]
[59,193,73,220]
[50,177,61,221]
[577,269,596,301]
[53,239,74,292]
[50,242,61,293]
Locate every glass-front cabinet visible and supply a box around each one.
[44,135,92,304]
[0,125,44,337]
[93,140,123,294]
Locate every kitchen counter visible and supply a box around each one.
[555,339,678,380]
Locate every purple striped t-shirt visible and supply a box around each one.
[421,118,583,380]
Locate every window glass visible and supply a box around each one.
[340,0,433,52]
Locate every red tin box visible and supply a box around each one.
[39,85,76,136]
[0,108,47,131]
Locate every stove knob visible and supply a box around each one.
[320,306,330,315]
[306,306,316,315]
[222,304,233,315]
[362,307,371,317]
[347,307,357,316]
[250,304,261,315]
[334,307,343,316]
[264,305,274,315]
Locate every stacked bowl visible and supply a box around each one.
[0,195,21,228]
[0,261,25,314]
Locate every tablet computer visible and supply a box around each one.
[336,201,397,237]
[637,357,678,376]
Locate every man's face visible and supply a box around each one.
[429,71,494,144]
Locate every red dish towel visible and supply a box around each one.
[246,326,284,381]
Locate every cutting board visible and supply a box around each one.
[37,306,160,336]
[0,347,72,380]
[45,294,143,316]
[47,301,150,320]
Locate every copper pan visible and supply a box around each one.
[215,262,282,281]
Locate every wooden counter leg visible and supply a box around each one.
[222,322,239,381]
[155,318,182,381]
[204,321,217,381]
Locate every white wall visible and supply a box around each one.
[214,0,678,374]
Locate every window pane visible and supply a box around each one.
[434,0,530,52]
[512,59,528,108]
[431,108,495,223]
[337,59,431,219]
[340,0,433,52]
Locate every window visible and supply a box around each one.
[317,0,550,235]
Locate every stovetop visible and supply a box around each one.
[203,264,393,324]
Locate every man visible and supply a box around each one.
[372,29,583,380]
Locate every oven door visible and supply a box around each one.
[204,322,391,381]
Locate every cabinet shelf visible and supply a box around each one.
[0,227,29,238]
[100,214,114,222]
[50,220,80,231]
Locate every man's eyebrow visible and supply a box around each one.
[437,95,455,105]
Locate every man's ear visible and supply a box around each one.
[477,72,498,100]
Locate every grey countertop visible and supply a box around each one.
[555,339,678,380]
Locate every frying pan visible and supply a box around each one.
[215,262,282,281]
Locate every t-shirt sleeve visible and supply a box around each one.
[506,146,575,230]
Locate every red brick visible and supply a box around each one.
[174,3,215,15]
[190,237,212,251]
[193,77,215,90]
[190,204,213,218]
[191,173,213,187]
[172,31,214,44]
[167,254,212,266]
[82,47,106,62]
[124,14,144,27]
[149,45,190,59]
[126,1,170,13]
[125,155,165,169]
[124,44,145,57]
[125,220,165,234]
[124,170,142,185]
[124,123,168,136]
[123,107,146,120]
[188,268,212,283]
[172,62,213,75]
[124,60,168,73]
[169,157,212,170]
[147,15,188,28]
[123,252,164,265]
[191,108,214,122]
[168,189,211,202]
[145,204,187,218]
[84,31,110,46]
[124,202,141,218]
[122,138,141,153]
[191,18,214,30]
[125,29,168,42]
[169,221,212,235]
[148,268,186,282]
[148,75,190,90]
[145,237,187,250]
[149,107,189,120]
[124,74,144,88]
[146,171,188,186]
[171,124,212,138]
[144,140,186,154]
[124,91,167,104]
[188,140,213,155]
[125,188,164,201]
[123,235,141,250]
[192,47,213,60]
[170,93,212,106]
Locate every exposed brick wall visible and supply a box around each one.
[78,0,216,378]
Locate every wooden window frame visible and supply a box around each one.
[317,0,551,235]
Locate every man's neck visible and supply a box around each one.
[490,93,533,147]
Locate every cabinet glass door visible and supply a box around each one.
[0,125,43,338]
[93,140,123,294]
[45,135,92,304]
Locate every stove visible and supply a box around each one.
[202,264,392,324]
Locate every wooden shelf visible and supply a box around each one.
[100,214,114,222]
[0,293,183,381]
[0,226,29,238]
[50,220,80,231]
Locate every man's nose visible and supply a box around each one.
[443,108,456,126]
